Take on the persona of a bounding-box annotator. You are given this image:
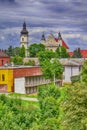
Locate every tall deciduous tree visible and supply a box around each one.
[28,43,45,57]
[37,49,56,64]
[56,46,69,58]
[41,59,63,84]
[6,45,14,56]
[20,45,25,57]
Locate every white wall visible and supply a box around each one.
[63,66,80,83]
[14,77,25,94]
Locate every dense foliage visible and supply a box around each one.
[81,60,87,83]
[56,46,69,58]
[62,82,87,130]
[71,75,80,84]
[0,85,61,130]
[20,45,25,57]
[41,59,63,84]
[37,49,56,64]
[24,60,35,66]
[28,43,45,57]
[72,48,82,58]
[11,56,23,65]
[37,84,61,130]
[0,94,39,130]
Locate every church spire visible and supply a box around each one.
[58,32,62,40]
[23,21,26,30]
[41,33,46,41]
[21,21,28,35]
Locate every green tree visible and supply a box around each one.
[28,43,45,57]
[14,47,20,56]
[37,49,56,64]
[56,46,69,58]
[72,48,82,58]
[12,56,23,65]
[41,59,63,84]
[20,45,25,57]
[38,84,60,129]
[81,60,87,84]
[62,82,87,130]
[6,45,14,56]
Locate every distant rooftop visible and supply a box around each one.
[0,51,9,58]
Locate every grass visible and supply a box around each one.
[8,92,37,98]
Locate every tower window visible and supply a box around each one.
[22,38,24,41]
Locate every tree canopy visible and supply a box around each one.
[72,48,82,58]
[55,46,69,58]
[41,59,63,84]
[28,43,45,57]
[20,45,25,57]
[37,49,56,64]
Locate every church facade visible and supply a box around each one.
[41,32,69,52]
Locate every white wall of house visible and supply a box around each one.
[14,77,25,94]
[63,66,80,83]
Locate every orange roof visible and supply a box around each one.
[55,38,69,49]
[68,50,87,58]
[62,40,69,49]
[80,50,87,58]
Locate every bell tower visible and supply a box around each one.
[20,21,29,57]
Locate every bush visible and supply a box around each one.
[24,60,35,66]
[71,75,80,83]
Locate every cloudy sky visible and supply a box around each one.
[0,0,87,51]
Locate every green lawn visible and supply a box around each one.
[8,92,37,98]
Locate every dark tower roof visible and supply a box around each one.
[41,33,46,41]
[21,21,28,35]
[58,32,62,40]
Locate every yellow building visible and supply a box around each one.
[0,68,13,92]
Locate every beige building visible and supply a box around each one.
[41,32,69,52]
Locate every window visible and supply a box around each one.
[22,38,24,41]
[2,74,5,81]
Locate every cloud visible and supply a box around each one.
[0,0,87,50]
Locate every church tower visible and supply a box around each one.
[20,21,29,57]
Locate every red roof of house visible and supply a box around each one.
[68,52,73,57]
[80,50,87,58]
[55,38,69,49]
[68,50,87,58]
[0,51,9,58]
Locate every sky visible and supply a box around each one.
[0,0,87,51]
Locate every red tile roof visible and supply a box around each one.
[68,52,73,57]
[68,50,87,58]
[80,50,87,58]
[0,51,9,58]
[55,38,69,49]
[62,40,69,49]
